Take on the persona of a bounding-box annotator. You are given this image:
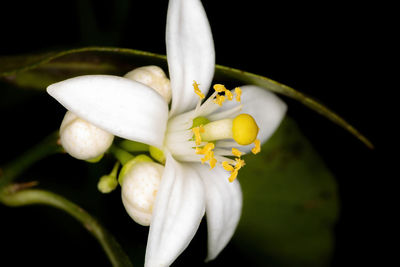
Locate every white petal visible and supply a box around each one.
[47,75,169,148]
[145,154,205,267]
[214,86,287,152]
[166,0,215,117]
[191,163,242,261]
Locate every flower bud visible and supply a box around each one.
[98,174,118,193]
[97,162,120,194]
[59,111,114,160]
[124,65,172,103]
[121,161,164,226]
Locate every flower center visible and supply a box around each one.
[164,81,261,182]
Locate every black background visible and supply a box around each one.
[0,0,389,266]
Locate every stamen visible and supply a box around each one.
[228,169,239,183]
[213,84,227,93]
[195,142,214,155]
[207,104,243,121]
[221,148,246,183]
[228,158,245,182]
[193,81,205,99]
[251,139,261,154]
[235,87,242,102]
[192,125,204,146]
[214,94,226,106]
[225,89,233,100]
[232,148,242,157]
[209,156,217,169]
[213,84,233,101]
[200,150,213,164]
[197,91,219,115]
[222,161,234,172]
[234,157,246,169]
[195,143,217,169]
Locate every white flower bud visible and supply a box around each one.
[121,161,164,226]
[124,65,172,103]
[59,111,114,160]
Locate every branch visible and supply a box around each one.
[0,131,62,189]
[0,186,133,267]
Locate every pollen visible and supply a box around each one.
[213,84,227,93]
[200,150,213,164]
[229,158,245,182]
[192,125,205,146]
[234,157,246,169]
[195,142,217,168]
[232,148,242,157]
[225,89,233,100]
[193,81,205,99]
[235,87,242,102]
[222,161,234,172]
[251,139,261,154]
[222,149,246,183]
[214,94,226,106]
[195,142,214,155]
[228,169,239,183]
[209,156,217,169]
[232,113,259,145]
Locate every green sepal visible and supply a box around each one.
[149,146,166,164]
[85,154,104,163]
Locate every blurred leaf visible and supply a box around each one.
[0,47,372,148]
[236,117,338,266]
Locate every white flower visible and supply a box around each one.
[46,0,287,266]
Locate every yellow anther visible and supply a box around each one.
[209,157,217,169]
[235,87,242,102]
[234,158,246,170]
[196,143,217,168]
[214,94,226,106]
[232,148,242,157]
[222,157,245,182]
[228,169,239,182]
[193,81,205,99]
[251,139,261,154]
[201,150,214,164]
[232,113,259,145]
[213,84,227,93]
[192,125,204,146]
[225,89,233,100]
[195,142,215,155]
[222,161,234,172]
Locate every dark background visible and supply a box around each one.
[0,0,389,266]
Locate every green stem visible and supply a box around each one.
[109,145,134,165]
[0,186,133,267]
[118,140,149,152]
[0,131,62,189]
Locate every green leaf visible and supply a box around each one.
[0,47,372,148]
[236,117,338,266]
